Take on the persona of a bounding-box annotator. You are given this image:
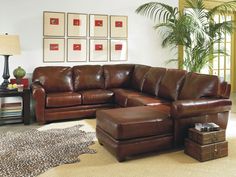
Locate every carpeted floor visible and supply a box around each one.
[37,115,236,177]
[1,94,236,177]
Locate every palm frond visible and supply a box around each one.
[209,1,236,17]
[136,2,178,22]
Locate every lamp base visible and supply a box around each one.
[1,55,10,89]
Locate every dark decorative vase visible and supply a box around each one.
[13,66,26,84]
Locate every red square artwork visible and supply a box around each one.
[73,19,80,26]
[115,21,123,27]
[95,20,103,27]
[50,44,59,51]
[73,44,81,51]
[115,44,123,51]
[95,44,103,51]
[50,18,59,25]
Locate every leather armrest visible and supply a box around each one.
[31,82,46,123]
[171,99,232,119]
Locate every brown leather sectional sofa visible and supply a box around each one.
[31,64,231,159]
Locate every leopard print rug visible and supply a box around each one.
[0,125,96,177]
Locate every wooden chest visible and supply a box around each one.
[188,128,225,145]
[184,138,228,162]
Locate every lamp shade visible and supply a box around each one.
[0,34,21,55]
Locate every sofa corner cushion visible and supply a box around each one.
[131,65,151,91]
[158,69,187,101]
[142,67,167,96]
[73,65,104,91]
[103,64,134,89]
[32,66,73,93]
[111,88,144,107]
[46,92,82,108]
[179,72,220,100]
[80,89,114,105]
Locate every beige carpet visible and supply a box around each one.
[38,112,236,177]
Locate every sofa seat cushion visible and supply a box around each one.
[127,95,170,107]
[96,106,173,140]
[46,92,82,108]
[80,89,114,105]
[111,88,144,107]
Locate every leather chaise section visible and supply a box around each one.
[96,106,172,140]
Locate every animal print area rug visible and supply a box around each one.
[0,125,96,177]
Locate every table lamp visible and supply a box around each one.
[0,33,21,90]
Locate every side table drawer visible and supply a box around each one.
[184,138,228,162]
[188,128,225,145]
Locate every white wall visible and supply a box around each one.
[0,0,178,82]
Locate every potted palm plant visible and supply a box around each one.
[136,0,236,72]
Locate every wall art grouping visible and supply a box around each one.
[43,11,128,63]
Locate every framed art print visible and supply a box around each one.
[43,11,65,36]
[110,39,128,61]
[110,15,128,38]
[67,13,88,37]
[90,14,108,37]
[67,38,87,62]
[89,39,108,62]
[43,38,65,62]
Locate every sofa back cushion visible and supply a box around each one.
[179,72,219,100]
[158,69,187,101]
[131,65,151,91]
[32,66,73,93]
[103,64,134,89]
[142,67,167,96]
[73,65,104,91]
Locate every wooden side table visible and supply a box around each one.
[0,88,30,125]
[184,128,228,162]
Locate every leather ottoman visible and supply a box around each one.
[96,106,174,162]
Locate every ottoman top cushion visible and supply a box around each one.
[96,106,173,140]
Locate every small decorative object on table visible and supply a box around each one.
[13,66,26,84]
[195,122,220,132]
[184,123,228,162]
